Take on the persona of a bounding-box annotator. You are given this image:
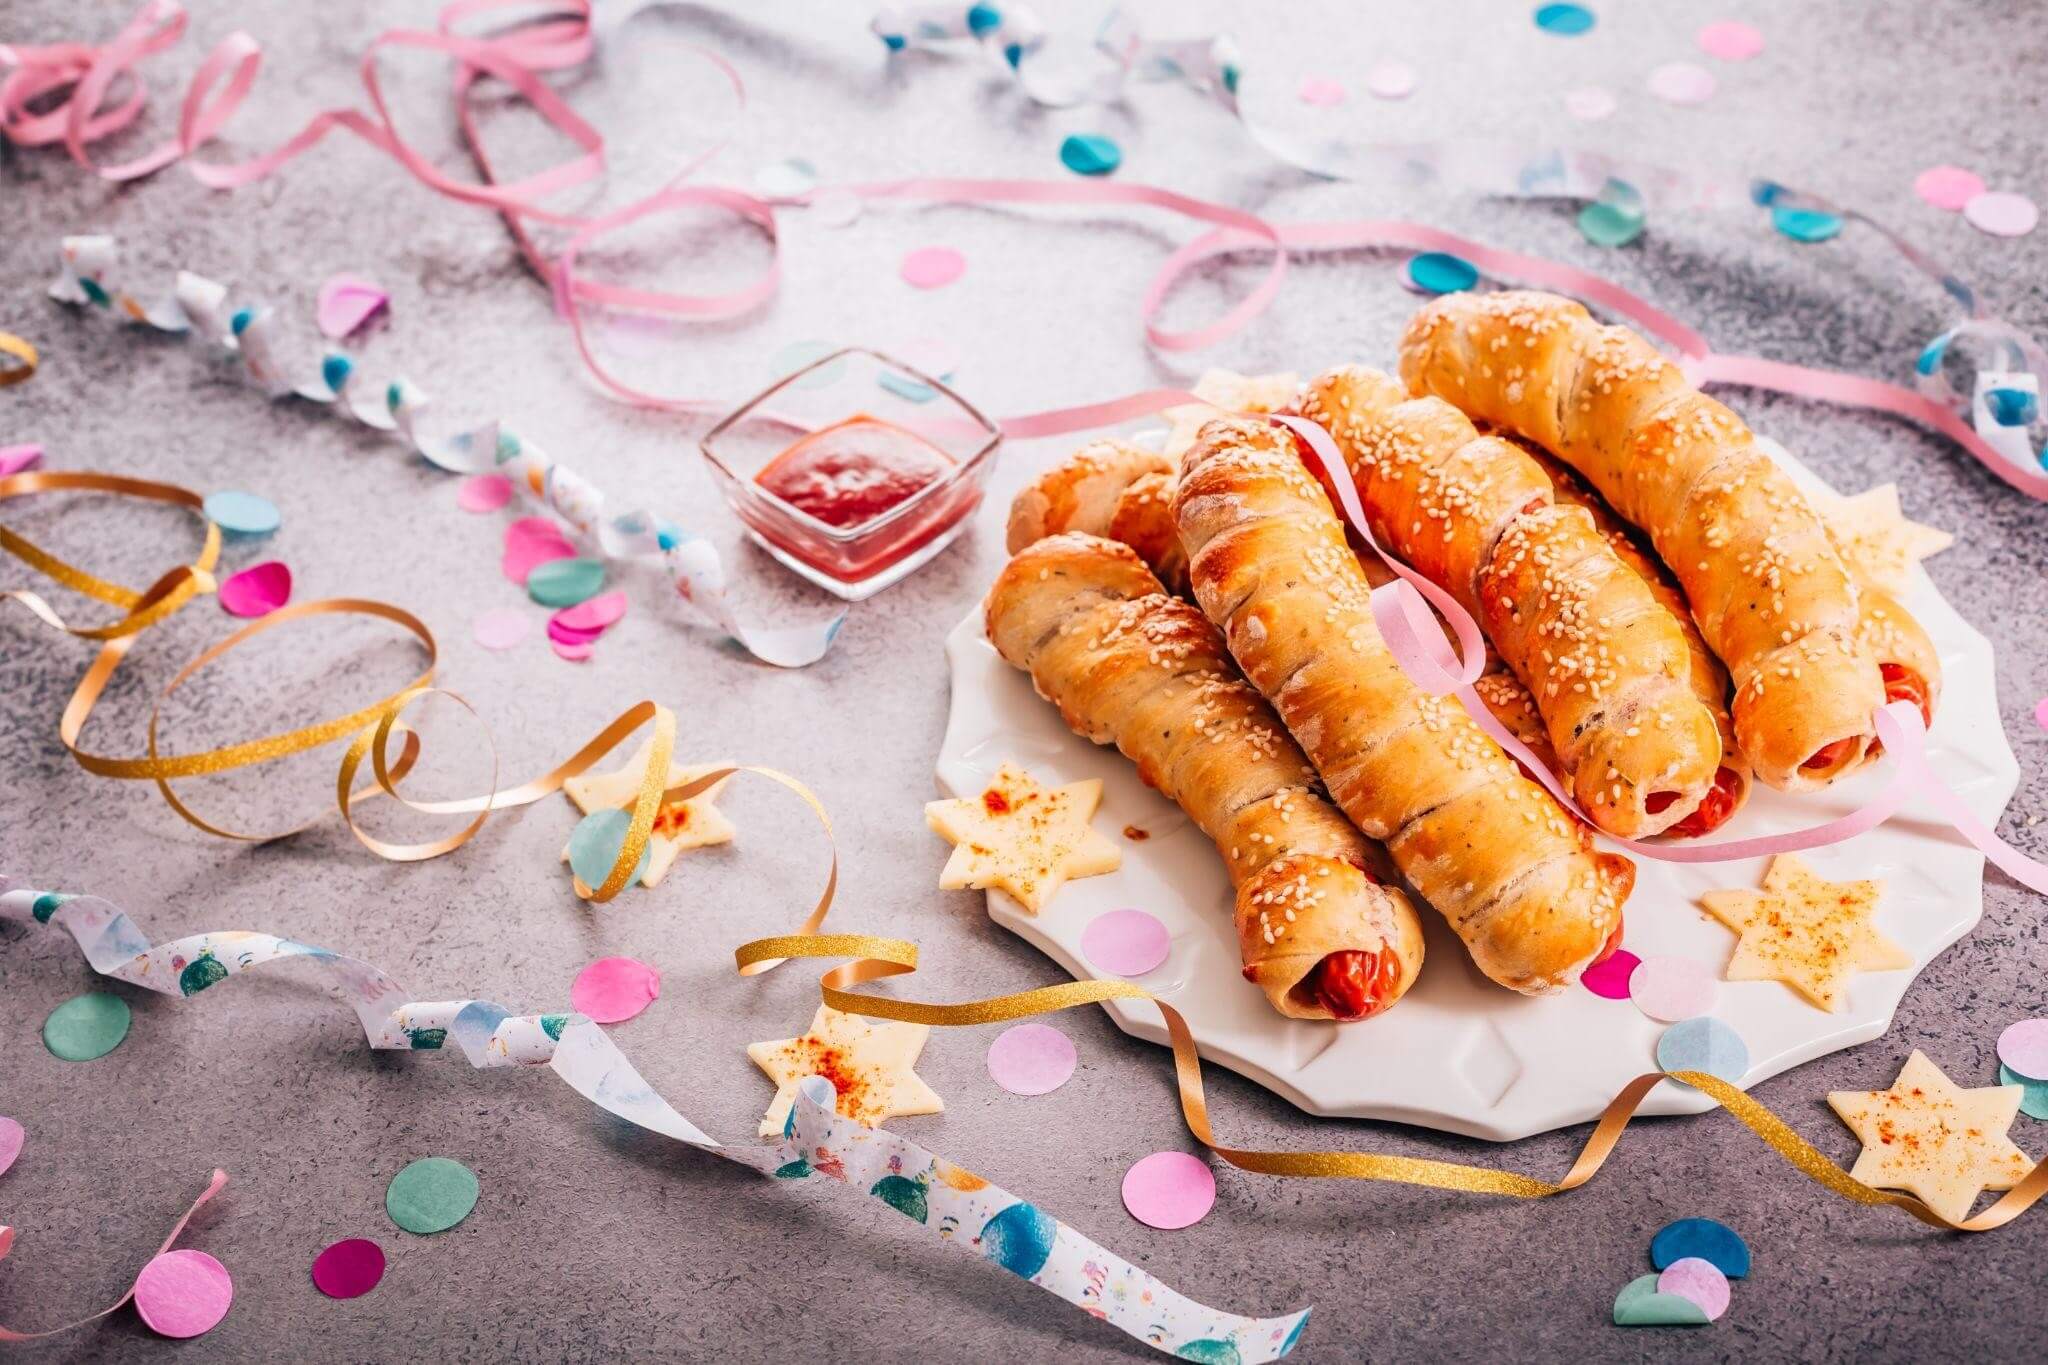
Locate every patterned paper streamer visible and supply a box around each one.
[0,878,1308,1360]
[46,238,845,669]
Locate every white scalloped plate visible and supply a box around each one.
[937,437,2020,1141]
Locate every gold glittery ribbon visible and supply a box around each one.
[734,932,2048,1232]
[0,332,36,387]
[0,470,834,904]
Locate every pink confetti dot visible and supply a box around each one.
[314,273,389,340]
[0,1116,22,1176]
[900,246,966,290]
[472,608,530,651]
[1121,1151,1215,1230]
[1297,76,1346,107]
[0,443,43,477]
[1998,1018,2048,1081]
[1964,190,2039,238]
[310,1238,386,1300]
[501,516,575,585]
[1647,62,1716,106]
[457,472,514,513]
[2035,696,2048,732]
[1629,955,1717,1022]
[133,1249,233,1338]
[552,589,628,634]
[1657,1256,1731,1320]
[570,956,662,1025]
[986,1022,1078,1096]
[1914,165,1985,212]
[1581,948,1641,1000]
[1365,62,1415,100]
[1081,908,1171,977]
[1696,21,1764,62]
[217,561,292,618]
[551,638,596,662]
[1564,86,1616,121]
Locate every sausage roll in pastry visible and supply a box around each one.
[1399,290,1930,791]
[985,532,1427,1020]
[1005,439,1188,592]
[1174,416,1634,994]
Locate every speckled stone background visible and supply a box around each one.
[4,2,2047,1361]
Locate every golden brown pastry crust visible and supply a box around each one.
[1173,417,1632,994]
[1300,365,1722,837]
[1400,290,1891,791]
[1005,439,1170,555]
[985,533,1426,1019]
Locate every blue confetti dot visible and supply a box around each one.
[979,1201,1058,1278]
[204,489,282,536]
[1749,179,1788,207]
[1650,1216,1751,1279]
[1533,3,1596,36]
[1656,1017,1750,1083]
[321,353,353,392]
[230,307,255,336]
[1916,333,1953,376]
[566,807,652,890]
[1986,386,2038,427]
[1003,42,1023,68]
[966,3,1002,36]
[656,529,679,552]
[1405,252,1480,295]
[1772,206,1843,243]
[881,32,905,52]
[1059,133,1122,177]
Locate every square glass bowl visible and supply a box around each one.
[700,348,1001,600]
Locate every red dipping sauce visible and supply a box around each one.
[756,416,954,529]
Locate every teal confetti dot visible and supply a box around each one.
[1176,1340,1245,1365]
[566,807,652,890]
[30,891,71,924]
[979,1201,1058,1278]
[1612,1273,1709,1326]
[406,1027,447,1050]
[1534,3,1596,36]
[1772,206,1842,243]
[2001,1063,2048,1120]
[870,1174,930,1223]
[495,429,522,462]
[1916,334,1951,376]
[966,3,1001,35]
[385,1157,479,1235]
[80,277,112,307]
[525,556,605,609]
[321,353,352,392]
[230,306,255,334]
[1986,387,2038,426]
[178,953,228,996]
[881,33,906,52]
[773,1157,813,1179]
[204,490,281,536]
[1003,42,1023,68]
[877,371,939,403]
[43,992,131,1062]
[1656,1017,1749,1083]
[1405,251,1479,295]
[1579,200,1645,248]
[1059,134,1122,177]
[539,1013,569,1041]
[1650,1217,1750,1278]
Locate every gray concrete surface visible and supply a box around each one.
[3,1,2047,1360]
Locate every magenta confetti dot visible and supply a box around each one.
[1696,20,1763,61]
[501,516,576,585]
[0,443,43,477]
[570,956,662,1024]
[2035,696,2048,732]
[1581,948,1641,1000]
[1998,1019,2048,1081]
[1297,76,1346,107]
[1647,62,1716,106]
[1081,908,1171,977]
[1913,165,1984,212]
[986,1023,1078,1096]
[1564,86,1616,121]
[1656,1256,1731,1320]
[1121,1152,1215,1230]
[472,608,530,651]
[457,473,513,513]
[310,1238,386,1300]
[900,246,966,290]
[133,1249,233,1338]
[1629,955,1717,1022]
[1965,190,2039,238]
[217,560,292,618]
[0,1116,22,1177]
[552,589,628,634]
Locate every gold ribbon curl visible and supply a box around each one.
[734,932,2048,1233]
[0,332,37,387]
[1,470,828,904]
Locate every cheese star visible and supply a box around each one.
[925,764,1121,914]
[1828,1050,2035,1223]
[747,1004,943,1138]
[561,738,735,888]
[1698,855,1909,1012]
[1813,483,1954,595]
[1161,369,1302,460]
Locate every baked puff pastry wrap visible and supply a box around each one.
[1005,439,1188,592]
[1300,365,1724,839]
[985,533,1426,1020]
[1173,417,1633,994]
[1398,290,1926,792]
